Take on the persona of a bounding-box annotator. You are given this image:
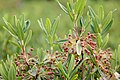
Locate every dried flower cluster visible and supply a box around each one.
[15,48,39,79]
[14,48,60,79]
[61,32,113,77]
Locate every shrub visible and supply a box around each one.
[0,0,120,80]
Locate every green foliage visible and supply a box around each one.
[38,16,60,52]
[3,15,32,49]
[113,45,120,73]
[57,61,69,78]
[89,5,113,35]
[37,48,45,64]
[0,56,16,80]
[68,54,74,75]
[69,58,88,80]
[0,0,120,80]
[118,45,120,65]
[57,0,87,22]
[88,5,113,49]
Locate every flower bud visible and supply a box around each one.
[30,48,34,51]
[29,76,33,79]
[47,72,54,75]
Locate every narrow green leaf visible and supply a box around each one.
[8,64,16,80]
[89,52,97,66]
[66,2,74,21]
[19,15,25,29]
[118,45,120,65]
[9,40,21,48]
[3,17,17,36]
[77,0,87,19]
[2,61,9,73]
[85,12,91,28]
[2,17,9,25]
[92,17,100,33]
[48,34,53,45]
[57,62,69,78]
[68,54,74,75]
[69,58,87,79]
[91,25,95,33]
[51,15,60,36]
[91,75,95,80]
[25,30,32,46]
[20,20,24,40]
[14,15,18,27]
[96,33,103,48]
[63,65,68,75]
[57,0,68,14]
[69,0,73,4]
[55,77,59,80]
[75,0,86,16]
[80,16,85,28]
[38,19,43,29]
[101,33,109,48]
[3,26,18,39]
[38,19,48,35]
[85,66,92,79]
[37,75,41,80]
[0,69,8,80]
[114,49,118,68]
[55,39,68,44]
[98,5,104,22]
[45,18,51,33]
[7,22,18,36]
[102,11,112,30]
[23,20,30,33]
[0,64,8,80]
[102,19,113,35]
[89,6,102,33]
[87,48,98,67]
[70,74,78,80]
[53,34,59,43]
[68,29,72,34]
[88,6,97,18]
[37,48,45,64]
[65,54,71,67]
[16,20,23,41]
[7,55,11,62]
[78,73,82,80]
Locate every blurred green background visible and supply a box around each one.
[0,0,120,60]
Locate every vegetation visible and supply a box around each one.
[0,0,120,80]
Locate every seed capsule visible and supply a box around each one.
[30,48,34,51]
[16,61,20,66]
[55,51,58,55]
[29,76,33,79]
[27,52,32,56]
[47,72,54,75]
